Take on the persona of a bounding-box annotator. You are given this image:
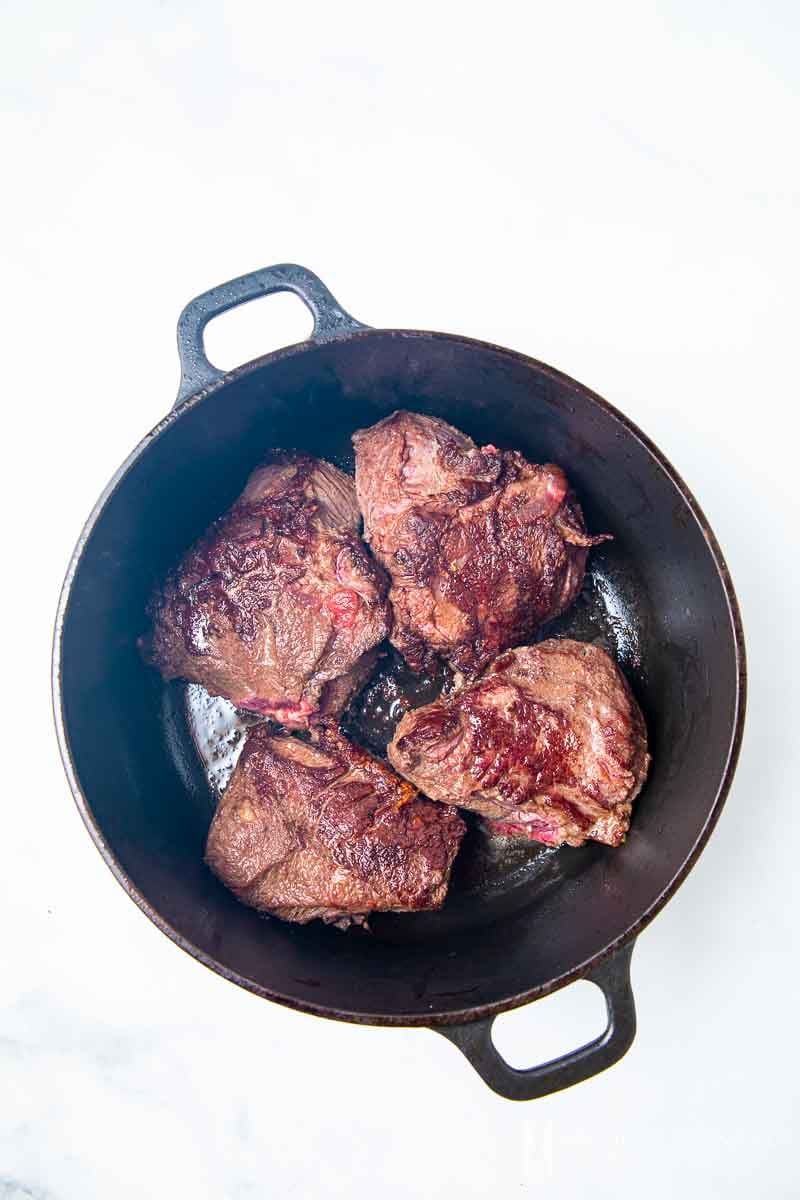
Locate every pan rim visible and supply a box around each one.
[52,327,747,1027]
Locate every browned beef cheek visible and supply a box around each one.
[145,422,646,923]
[388,640,650,849]
[141,455,390,728]
[205,724,466,926]
[353,411,610,678]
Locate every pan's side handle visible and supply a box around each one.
[436,940,636,1101]
[175,263,366,406]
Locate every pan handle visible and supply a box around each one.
[436,939,636,1101]
[175,263,366,406]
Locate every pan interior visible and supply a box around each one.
[59,331,741,1020]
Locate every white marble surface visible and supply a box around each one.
[3,3,799,1196]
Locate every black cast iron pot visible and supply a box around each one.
[53,265,746,1100]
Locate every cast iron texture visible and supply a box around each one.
[53,265,746,1101]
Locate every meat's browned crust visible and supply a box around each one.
[206,724,465,925]
[388,639,649,849]
[353,412,609,678]
[141,454,390,728]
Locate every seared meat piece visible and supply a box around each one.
[206,724,466,926]
[353,411,609,677]
[142,455,390,728]
[388,640,649,848]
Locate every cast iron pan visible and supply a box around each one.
[53,265,746,1100]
